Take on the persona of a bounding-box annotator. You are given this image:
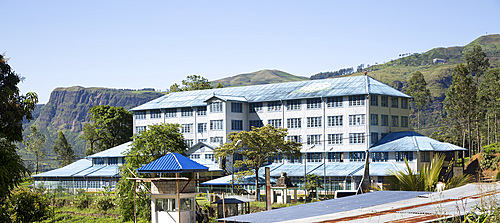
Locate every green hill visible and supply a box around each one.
[212,69,309,87]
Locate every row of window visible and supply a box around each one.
[189,153,217,162]
[370,115,409,127]
[271,151,414,163]
[92,157,125,166]
[370,95,408,109]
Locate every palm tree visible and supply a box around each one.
[389,154,471,191]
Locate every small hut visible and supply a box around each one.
[132,152,209,223]
[213,195,253,218]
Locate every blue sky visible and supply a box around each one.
[2,0,499,103]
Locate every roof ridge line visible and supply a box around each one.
[171,153,183,169]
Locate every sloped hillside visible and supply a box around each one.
[212,69,309,87]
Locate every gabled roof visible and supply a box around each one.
[212,195,253,204]
[136,152,209,173]
[86,141,131,159]
[369,131,466,152]
[131,76,410,111]
[200,174,277,186]
[32,159,92,178]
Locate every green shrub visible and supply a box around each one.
[483,142,500,154]
[8,187,51,223]
[95,196,115,212]
[74,194,93,209]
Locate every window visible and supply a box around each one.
[181,107,193,117]
[249,120,263,128]
[210,120,223,131]
[287,135,302,143]
[135,111,146,120]
[349,152,365,162]
[349,114,365,126]
[196,106,207,116]
[307,134,322,145]
[268,101,282,112]
[401,98,408,109]
[349,133,365,144]
[391,97,399,108]
[370,95,378,106]
[328,116,343,127]
[231,102,242,113]
[287,155,302,163]
[198,139,207,143]
[396,151,413,162]
[156,198,176,212]
[271,154,284,163]
[210,101,223,113]
[286,100,301,110]
[349,95,365,106]
[181,124,193,133]
[421,152,431,162]
[371,152,388,162]
[306,98,322,109]
[287,118,301,129]
[189,154,200,159]
[307,153,322,162]
[328,134,343,145]
[391,115,399,127]
[381,115,389,126]
[136,126,146,133]
[381,96,389,107]
[165,108,177,118]
[210,137,223,144]
[231,120,243,130]
[327,97,343,108]
[401,116,409,127]
[370,114,378,125]
[184,139,193,147]
[108,157,119,165]
[328,152,343,162]
[249,102,263,113]
[370,132,379,144]
[150,109,161,119]
[307,117,322,128]
[268,119,282,128]
[93,158,103,166]
[205,154,216,162]
[198,123,207,133]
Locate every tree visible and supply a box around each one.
[304,174,323,199]
[215,125,301,200]
[216,82,224,88]
[81,105,132,155]
[0,54,38,143]
[23,126,46,174]
[406,71,432,133]
[479,68,500,145]
[7,187,50,223]
[116,123,186,221]
[52,131,76,167]
[169,75,213,92]
[0,139,30,200]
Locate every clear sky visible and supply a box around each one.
[2,0,499,103]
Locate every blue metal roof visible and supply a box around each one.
[191,158,222,172]
[136,152,209,173]
[370,131,467,152]
[131,76,410,111]
[352,163,404,177]
[32,159,92,178]
[86,141,131,159]
[309,163,364,177]
[220,190,427,222]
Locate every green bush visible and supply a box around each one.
[496,171,500,181]
[8,187,51,223]
[95,196,115,212]
[74,194,93,209]
[483,142,500,154]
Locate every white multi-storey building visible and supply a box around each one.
[131,75,464,190]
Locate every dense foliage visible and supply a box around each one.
[406,71,432,133]
[215,125,301,200]
[169,75,213,92]
[310,67,354,79]
[7,187,51,223]
[117,123,186,222]
[81,105,133,155]
[53,131,76,167]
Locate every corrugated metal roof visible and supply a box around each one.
[220,191,427,223]
[266,163,323,177]
[131,76,410,111]
[86,165,120,177]
[192,158,222,172]
[200,174,276,186]
[351,163,404,177]
[369,131,467,152]
[86,141,131,158]
[136,152,209,173]
[309,163,364,177]
[72,165,107,177]
[212,195,254,204]
[32,159,92,178]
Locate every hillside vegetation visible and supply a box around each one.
[212,69,308,87]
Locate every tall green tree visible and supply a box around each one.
[0,53,36,210]
[169,75,212,92]
[81,105,132,155]
[444,63,477,154]
[23,126,46,174]
[53,131,76,167]
[215,125,301,200]
[479,68,500,145]
[406,71,432,133]
[116,123,186,222]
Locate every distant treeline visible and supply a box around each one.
[118,88,157,92]
[310,67,354,80]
